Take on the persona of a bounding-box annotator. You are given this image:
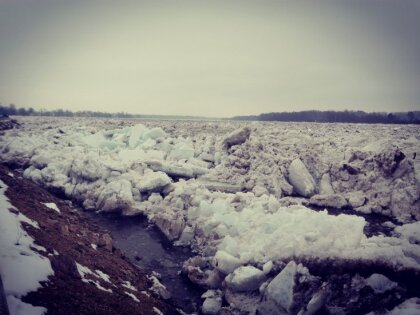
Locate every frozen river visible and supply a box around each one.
[1,116,419,314]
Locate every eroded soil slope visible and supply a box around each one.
[0,165,177,315]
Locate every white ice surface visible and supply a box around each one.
[188,192,420,270]
[0,118,419,287]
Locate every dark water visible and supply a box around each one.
[87,213,202,313]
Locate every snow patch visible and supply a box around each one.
[76,262,113,293]
[95,269,111,283]
[147,275,170,299]
[7,295,47,315]
[124,291,140,303]
[122,280,137,291]
[388,297,420,315]
[41,202,60,213]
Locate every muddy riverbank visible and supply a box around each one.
[0,165,179,315]
[87,213,203,313]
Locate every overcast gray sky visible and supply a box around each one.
[0,0,419,117]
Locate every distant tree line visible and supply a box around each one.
[0,103,213,120]
[0,103,134,118]
[232,110,420,124]
[1,103,419,124]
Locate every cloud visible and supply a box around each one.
[0,0,419,116]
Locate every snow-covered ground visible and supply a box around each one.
[0,179,53,315]
[1,116,419,314]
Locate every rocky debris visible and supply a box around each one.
[288,159,317,197]
[51,254,80,279]
[223,127,251,150]
[98,233,113,251]
[224,265,266,292]
[309,194,348,209]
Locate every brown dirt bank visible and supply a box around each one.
[0,164,179,315]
